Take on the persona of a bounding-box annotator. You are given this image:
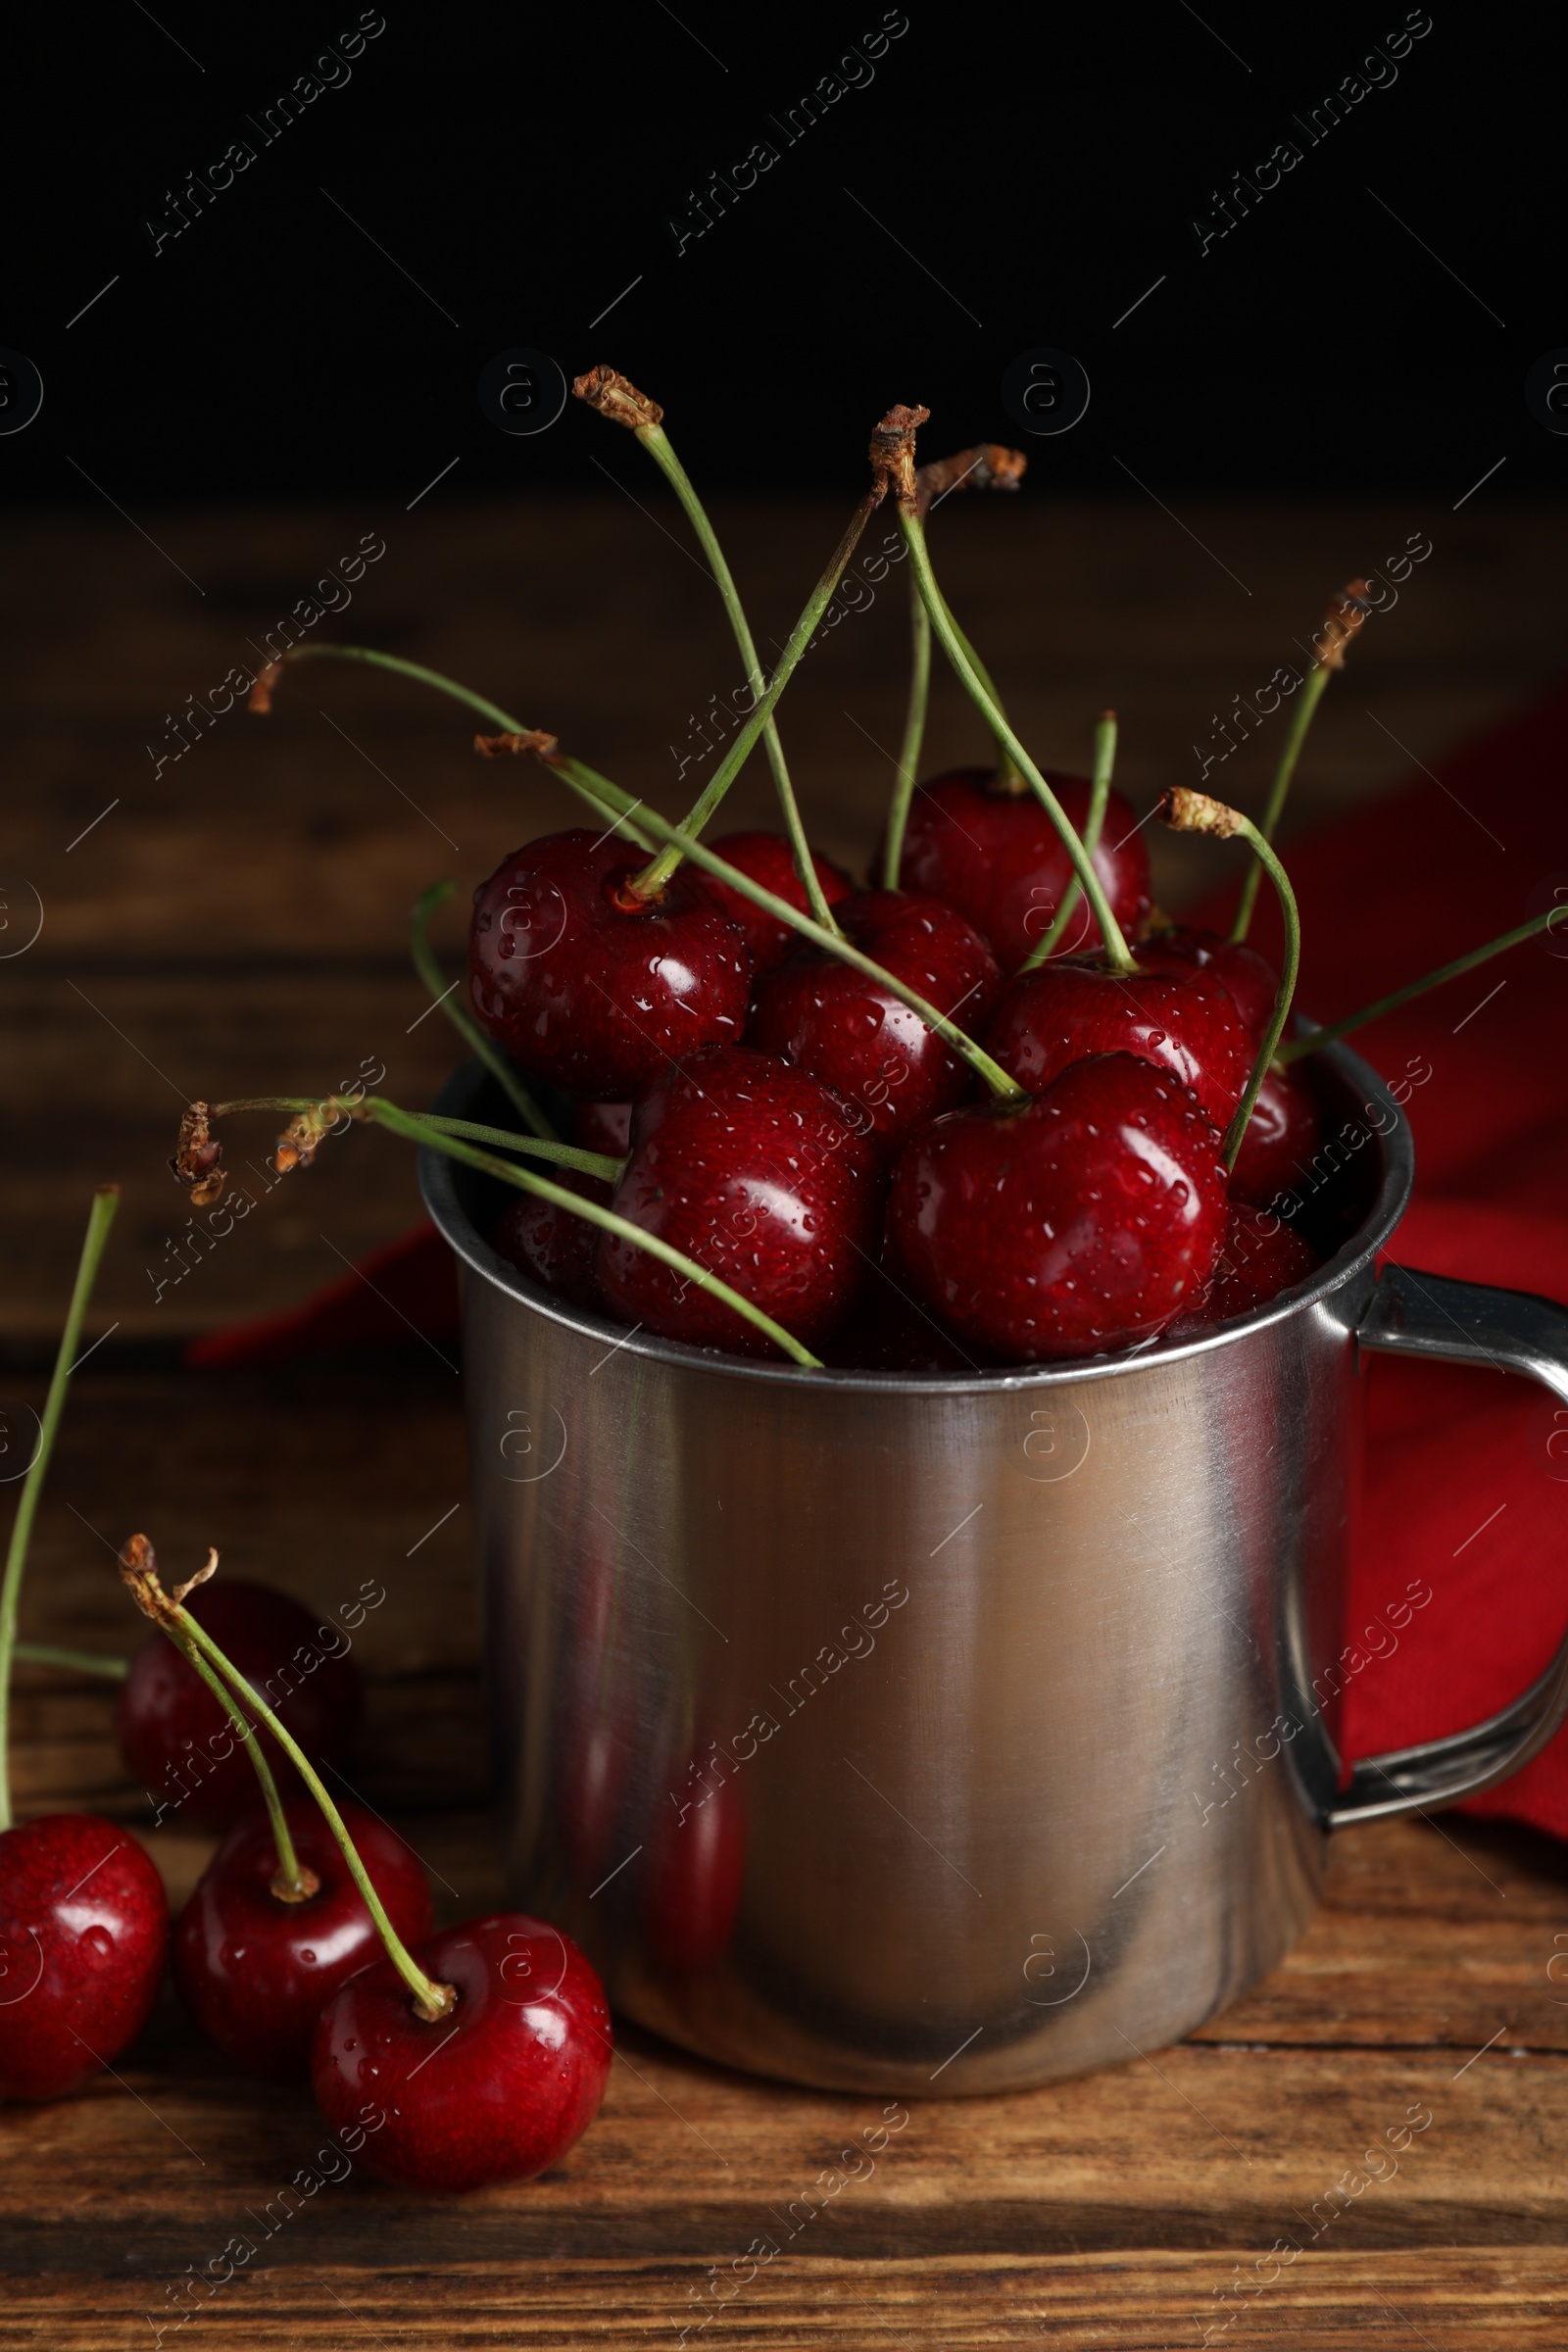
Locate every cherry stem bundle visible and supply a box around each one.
[119,1540,455,2018]
[1157,791,1300,1168]
[1021,712,1119,969]
[1276,906,1567,1065]
[1230,582,1368,944]
[0,1186,119,1835]
[214,1098,624,1184]
[411,883,556,1139]
[896,503,1135,972]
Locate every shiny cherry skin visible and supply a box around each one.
[886,766,1152,973]
[597,1046,881,1356]
[1136,926,1278,1040]
[469,830,751,1100]
[116,1581,362,1833]
[984,956,1253,1129]
[1229,1062,1325,1208]
[693,830,854,975]
[645,1764,746,1975]
[0,1814,168,2100]
[1170,1203,1320,1333]
[311,1911,612,2192]
[173,1797,432,2078]
[889,1054,1227,1360]
[489,1171,612,1311]
[748,891,1003,1156]
[570,1099,633,1156]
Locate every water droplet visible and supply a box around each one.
[300,1948,317,1966]
[79,1923,114,1965]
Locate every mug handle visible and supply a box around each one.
[1328,1261,1568,1830]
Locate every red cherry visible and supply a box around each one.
[596,1046,881,1356]
[116,1581,362,1832]
[1229,1062,1324,1208]
[469,830,751,1100]
[570,1099,632,1156]
[645,1765,746,1974]
[984,956,1253,1129]
[1135,926,1279,1040]
[1170,1203,1320,1336]
[172,1797,433,2079]
[748,891,1003,1155]
[490,1172,611,1310]
[889,1054,1227,1360]
[0,1814,168,2100]
[692,830,853,975]
[310,1912,612,2192]
[886,766,1152,973]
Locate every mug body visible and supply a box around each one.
[422,1044,1411,2093]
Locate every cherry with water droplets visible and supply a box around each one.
[596,1046,881,1356]
[570,1099,633,1157]
[469,830,751,1099]
[311,1911,612,2192]
[116,1580,361,1832]
[490,1171,612,1311]
[1170,1203,1320,1333]
[889,1054,1228,1360]
[748,891,1003,1155]
[173,1797,433,2078]
[1229,1061,1325,1208]
[1135,925,1278,1041]
[0,1813,169,2100]
[692,829,853,975]
[885,766,1152,973]
[984,955,1253,1129]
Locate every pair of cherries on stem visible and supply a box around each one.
[116,1539,612,2193]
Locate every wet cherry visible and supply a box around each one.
[886,766,1152,973]
[889,1054,1227,1360]
[116,1580,362,1832]
[1170,1203,1320,1333]
[1229,1061,1325,1208]
[311,1911,612,2192]
[469,830,751,1100]
[748,891,1003,1155]
[693,829,853,975]
[0,1814,168,2100]
[173,1797,433,2078]
[570,1100,633,1157]
[984,956,1253,1129]
[1135,925,1278,1040]
[597,1046,881,1355]
[490,1172,612,1311]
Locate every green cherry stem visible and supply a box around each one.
[882,584,931,888]
[120,1542,455,2018]
[211,1097,622,1184]
[1230,581,1369,944]
[410,882,557,1140]
[1276,906,1567,1066]
[0,1186,119,1835]
[13,1642,127,1679]
[1021,711,1119,969]
[1157,790,1300,1169]
[896,501,1134,971]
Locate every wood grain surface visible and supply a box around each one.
[3,494,1567,2344]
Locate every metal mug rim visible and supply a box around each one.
[418,1035,1415,1395]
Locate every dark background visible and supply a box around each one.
[4,0,1562,502]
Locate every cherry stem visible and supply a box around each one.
[626,490,883,899]
[120,1544,455,2019]
[1230,582,1369,944]
[212,1098,623,1184]
[635,423,841,934]
[882,585,931,888]
[1276,906,1567,1066]
[165,1608,315,1901]
[0,1187,118,1836]
[1020,711,1119,970]
[13,1642,126,1679]
[1157,790,1300,1168]
[896,504,1135,972]
[255,645,659,854]
[411,883,556,1140]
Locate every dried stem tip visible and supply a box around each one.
[914,443,1027,515]
[473,728,559,762]
[1158,787,1247,840]
[172,1102,226,1208]
[118,1533,219,1622]
[571,366,663,432]
[248,661,283,713]
[869,405,930,505]
[1316,578,1372,670]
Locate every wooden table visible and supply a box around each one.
[5,491,1568,2344]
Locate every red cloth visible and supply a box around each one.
[192,685,1568,1834]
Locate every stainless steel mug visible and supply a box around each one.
[421,1042,1568,2093]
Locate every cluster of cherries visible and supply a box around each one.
[474,777,1324,1369]
[0,1552,610,2192]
